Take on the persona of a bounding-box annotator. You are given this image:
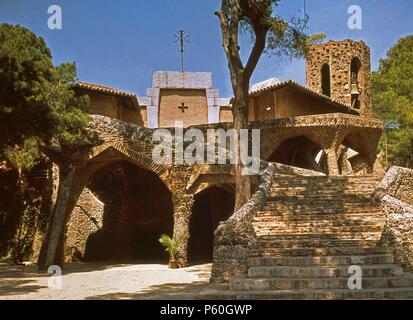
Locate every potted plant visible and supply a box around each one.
[158,234,178,269]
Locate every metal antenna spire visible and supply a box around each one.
[304,0,308,35]
[174,30,190,72]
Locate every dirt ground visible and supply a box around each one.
[0,261,211,300]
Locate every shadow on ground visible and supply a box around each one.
[85,281,208,300]
[0,263,48,296]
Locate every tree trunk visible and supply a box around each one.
[410,138,413,168]
[7,167,27,264]
[233,91,251,211]
[38,166,76,271]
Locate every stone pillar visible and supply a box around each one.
[325,149,339,176]
[146,88,160,128]
[172,192,194,267]
[206,88,220,124]
[208,106,220,124]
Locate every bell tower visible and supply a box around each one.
[306,39,372,117]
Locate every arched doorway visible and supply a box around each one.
[268,135,327,173]
[188,186,235,263]
[84,160,173,262]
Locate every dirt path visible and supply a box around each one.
[0,262,211,300]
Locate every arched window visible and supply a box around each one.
[350,57,362,109]
[321,64,331,97]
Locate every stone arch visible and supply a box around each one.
[65,144,175,262]
[188,185,235,262]
[86,143,170,190]
[189,174,235,196]
[336,130,377,175]
[321,63,331,97]
[79,159,174,262]
[267,135,327,173]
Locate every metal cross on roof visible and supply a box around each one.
[174,30,190,72]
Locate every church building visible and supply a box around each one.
[35,40,385,275]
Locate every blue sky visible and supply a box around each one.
[0,0,412,97]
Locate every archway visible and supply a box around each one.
[268,135,327,173]
[350,57,362,109]
[188,186,235,262]
[84,160,173,262]
[338,131,373,175]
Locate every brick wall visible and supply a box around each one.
[159,89,209,127]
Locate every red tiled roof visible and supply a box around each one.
[75,82,137,98]
[75,82,139,108]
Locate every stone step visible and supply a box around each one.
[253,225,384,234]
[267,195,374,203]
[248,264,404,278]
[258,206,380,215]
[200,286,413,300]
[248,255,395,267]
[253,213,384,223]
[269,187,376,197]
[256,238,381,248]
[257,230,381,242]
[270,176,380,184]
[249,246,389,257]
[230,274,413,291]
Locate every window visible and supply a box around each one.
[321,64,331,97]
[350,57,362,109]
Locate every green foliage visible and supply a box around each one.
[4,137,40,172]
[372,35,413,167]
[158,234,177,259]
[238,0,325,61]
[0,23,92,172]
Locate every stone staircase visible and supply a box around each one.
[202,175,413,300]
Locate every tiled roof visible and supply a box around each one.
[76,82,137,99]
[248,80,360,115]
[75,82,139,109]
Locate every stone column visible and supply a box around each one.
[172,192,194,267]
[325,149,340,176]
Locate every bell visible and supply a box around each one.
[350,82,360,95]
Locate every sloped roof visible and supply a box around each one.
[248,80,360,115]
[75,82,139,108]
[76,82,136,98]
[250,77,281,92]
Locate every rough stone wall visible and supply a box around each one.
[67,116,198,266]
[306,40,372,117]
[35,113,384,267]
[64,188,104,262]
[374,166,413,271]
[211,162,275,283]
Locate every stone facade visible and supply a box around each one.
[306,40,372,117]
[138,71,231,128]
[29,39,405,287]
[374,167,413,271]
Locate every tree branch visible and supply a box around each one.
[244,28,267,82]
